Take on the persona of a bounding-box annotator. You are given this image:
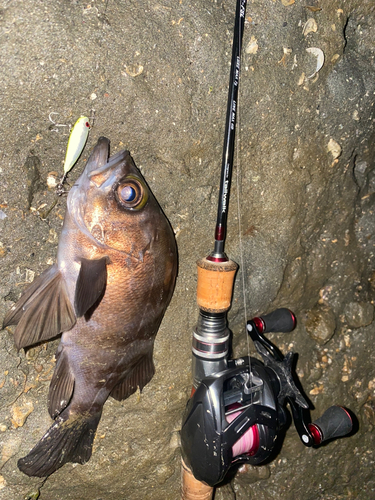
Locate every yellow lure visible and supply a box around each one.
[63,116,90,175]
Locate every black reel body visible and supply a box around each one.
[181,308,353,487]
[181,357,280,486]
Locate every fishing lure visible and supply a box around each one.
[56,116,90,195]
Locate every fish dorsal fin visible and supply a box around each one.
[48,346,75,418]
[110,350,155,401]
[2,265,76,350]
[74,257,108,318]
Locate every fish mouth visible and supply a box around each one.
[67,136,130,191]
[88,147,129,178]
[88,147,131,190]
[85,136,110,174]
[71,136,131,196]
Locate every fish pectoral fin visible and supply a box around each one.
[48,346,75,418]
[74,257,108,318]
[3,264,76,350]
[110,350,155,401]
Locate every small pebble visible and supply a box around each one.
[0,242,7,258]
[305,305,336,345]
[245,36,258,54]
[25,269,35,283]
[303,18,318,36]
[327,138,342,159]
[46,172,59,189]
[11,401,34,428]
[0,475,6,490]
[344,302,374,328]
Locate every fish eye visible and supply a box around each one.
[115,176,148,210]
[120,185,136,202]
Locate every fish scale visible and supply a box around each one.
[3,136,177,477]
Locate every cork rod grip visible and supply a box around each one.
[181,459,214,500]
[196,257,238,313]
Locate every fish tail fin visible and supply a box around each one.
[17,409,101,477]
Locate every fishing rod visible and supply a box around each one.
[180,1,353,498]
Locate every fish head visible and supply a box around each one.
[67,137,174,260]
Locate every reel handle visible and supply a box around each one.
[247,308,297,363]
[308,406,353,445]
[253,308,296,334]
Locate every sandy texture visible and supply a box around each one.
[1,1,375,499]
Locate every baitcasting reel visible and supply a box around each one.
[181,308,353,487]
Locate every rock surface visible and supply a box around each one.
[0,1,374,499]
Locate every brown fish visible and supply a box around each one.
[2,137,178,477]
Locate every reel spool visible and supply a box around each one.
[181,308,353,487]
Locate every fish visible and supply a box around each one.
[2,137,178,477]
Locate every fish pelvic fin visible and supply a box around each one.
[110,349,155,401]
[17,408,101,477]
[48,345,75,418]
[74,257,108,318]
[2,264,76,350]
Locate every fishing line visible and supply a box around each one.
[235,119,253,385]
[226,406,259,457]
[234,7,253,395]
[224,3,257,457]
[88,0,110,128]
